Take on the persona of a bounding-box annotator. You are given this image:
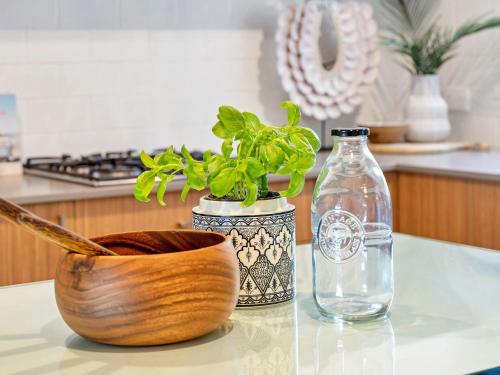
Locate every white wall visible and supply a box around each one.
[0,0,499,157]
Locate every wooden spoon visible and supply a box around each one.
[0,197,117,256]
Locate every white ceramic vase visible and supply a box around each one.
[192,196,296,308]
[405,74,450,142]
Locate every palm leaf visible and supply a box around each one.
[451,16,500,42]
[379,0,439,36]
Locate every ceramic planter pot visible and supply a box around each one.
[405,74,451,142]
[192,196,296,308]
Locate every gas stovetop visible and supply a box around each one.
[23,149,204,187]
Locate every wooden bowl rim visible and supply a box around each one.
[68,229,231,259]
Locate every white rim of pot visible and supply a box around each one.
[192,195,295,217]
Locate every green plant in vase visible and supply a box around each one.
[134,101,320,207]
[379,0,500,142]
[381,0,500,75]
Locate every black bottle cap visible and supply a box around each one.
[331,127,370,137]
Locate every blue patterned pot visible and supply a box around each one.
[192,196,296,308]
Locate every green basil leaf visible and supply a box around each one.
[183,162,206,190]
[140,150,156,169]
[242,112,261,131]
[280,172,305,198]
[275,139,294,156]
[181,183,190,201]
[181,145,194,163]
[290,133,313,152]
[156,174,174,206]
[209,167,237,197]
[218,106,245,132]
[153,146,174,164]
[245,157,266,180]
[295,153,316,173]
[298,127,321,152]
[203,150,212,163]
[276,154,298,175]
[276,164,295,175]
[235,130,252,142]
[157,161,183,172]
[221,139,233,158]
[236,160,247,173]
[237,137,252,156]
[212,121,230,139]
[134,170,156,202]
[207,155,226,175]
[281,101,301,126]
[261,143,284,172]
[242,178,258,207]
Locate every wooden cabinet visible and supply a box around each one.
[1,170,498,286]
[73,190,206,238]
[0,201,75,286]
[0,180,316,286]
[385,172,399,231]
[397,172,500,250]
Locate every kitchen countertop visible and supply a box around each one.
[1,234,499,375]
[1,149,500,205]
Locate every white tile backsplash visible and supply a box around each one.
[150,31,203,61]
[113,95,153,128]
[0,65,26,95]
[0,29,275,156]
[22,133,61,156]
[0,0,498,157]
[26,30,90,63]
[58,129,123,155]
[0,31,27,63]
[117,62,153,94]
[59,63,119,96]
[22,65,60,97]
[89,30,149,61]
[150,30,263,61]
[24,97,91,133]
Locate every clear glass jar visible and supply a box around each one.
[311,128,393,321]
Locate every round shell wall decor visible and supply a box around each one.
[276,1,379,120]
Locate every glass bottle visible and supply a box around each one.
[311,128,393,321]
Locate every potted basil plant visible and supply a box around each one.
[134,101,320,308]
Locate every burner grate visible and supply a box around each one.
[23,148,206,186]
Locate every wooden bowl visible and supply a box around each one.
[54,230,239,346]
[358,122,408,143]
